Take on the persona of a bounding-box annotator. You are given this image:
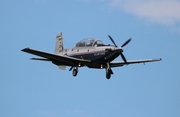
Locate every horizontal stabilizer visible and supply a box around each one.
[31,58,50,61]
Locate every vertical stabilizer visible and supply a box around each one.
[55,32,64,54]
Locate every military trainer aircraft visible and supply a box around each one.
[22,32,162,79]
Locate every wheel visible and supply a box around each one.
[72,69,78,77]
[106,70,111,79]
[106,72,111,79]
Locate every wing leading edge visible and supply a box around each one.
[110,58,162,67]
[21,48,91,66]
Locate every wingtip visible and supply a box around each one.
[155,58,162,61]
[21,47,30,52]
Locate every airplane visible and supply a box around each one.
[22,32,162,79]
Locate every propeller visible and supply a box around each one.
[108,35,132,63]
[121,38,131,47]
[108,35,117,47]
[120,53,127,63]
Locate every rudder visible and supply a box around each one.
[55,32,64,54]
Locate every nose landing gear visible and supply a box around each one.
[106,69,111,79]
[106,62,113,79]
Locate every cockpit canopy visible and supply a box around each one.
[75,38,104,47]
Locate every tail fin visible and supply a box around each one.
[55,32,64,54]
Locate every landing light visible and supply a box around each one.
[100,64,103,69]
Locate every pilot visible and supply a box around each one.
[94,41,97,47]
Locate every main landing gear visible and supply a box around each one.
[70,64,113,79]
[72,67,78,77]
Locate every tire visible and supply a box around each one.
[106,71,111,79]
[72,69,78,77]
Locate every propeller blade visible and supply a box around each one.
[107,35,130,63]
[121,38,131,48]
[120,53,127,63]
[108,35,117,47]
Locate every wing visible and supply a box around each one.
[21,48,91,66]
[110,58,162,67]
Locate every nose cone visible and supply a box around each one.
[115,46,123,52]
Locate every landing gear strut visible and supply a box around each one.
[72,67,78,77]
